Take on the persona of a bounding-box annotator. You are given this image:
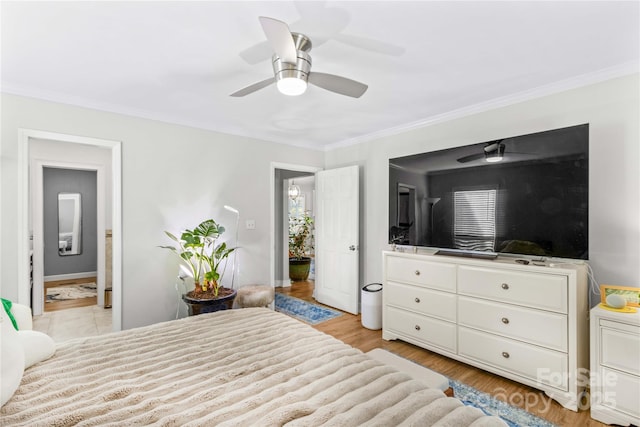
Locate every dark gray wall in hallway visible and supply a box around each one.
[43,167,97,276]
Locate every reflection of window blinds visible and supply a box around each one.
[454,189,497,251]
[288,195,306,219]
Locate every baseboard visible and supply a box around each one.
[44,272,97,282]
[274,279,291,288]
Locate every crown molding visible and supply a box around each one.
[0,83,326,150]
[324,61,639,152]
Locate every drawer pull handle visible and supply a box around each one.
[415,325,421,331]
[501,351,510,359]
[501,317,509,324]
[501,283,510,290]
[415,297,421,303]
[415,270,421,276]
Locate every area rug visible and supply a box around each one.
[46,283,97,302]
[369,348,556,427]
[274,292,343,325]
[450,379,557,427]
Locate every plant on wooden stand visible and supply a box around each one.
[161,219,236,315]
[288,212,314,282]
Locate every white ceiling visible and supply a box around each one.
[2,1,638,150]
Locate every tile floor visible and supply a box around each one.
[33,305,113,342]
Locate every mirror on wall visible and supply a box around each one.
[58,192,82,256]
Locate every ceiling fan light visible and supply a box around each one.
[277,77,307,96]
[484,142,505,163]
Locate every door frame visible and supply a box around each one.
[269,162,322,288]
[18,129,123,331]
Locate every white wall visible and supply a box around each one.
[325,74,640,304]
[1,94,324,329]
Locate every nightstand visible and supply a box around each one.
[590,305,640,426]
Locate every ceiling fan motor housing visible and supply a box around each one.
[272,32,313,85]
[272,50,312,84]
[291,32,312,53]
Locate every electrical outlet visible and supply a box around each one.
[246,219,256,230]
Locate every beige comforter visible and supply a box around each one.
[1,308,506,426]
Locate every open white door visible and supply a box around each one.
[314,165,359,314]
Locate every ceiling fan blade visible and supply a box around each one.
[258,16,297,64]
[230,77,275,97]
[456,153,485,163]
[308,72,368,98]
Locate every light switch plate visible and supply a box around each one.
[246,219,256,230]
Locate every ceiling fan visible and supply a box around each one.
[230,17,368,98]
[457,142,506,164]
[457,140,538,164]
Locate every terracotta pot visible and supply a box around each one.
[289,257,311,282]
[182,288,237,316]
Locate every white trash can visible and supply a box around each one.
[361,283,383,330]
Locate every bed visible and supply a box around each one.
[1,308,506,426]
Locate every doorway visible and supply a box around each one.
[270,163,321,289]
[18,129,122,332]
[42,167,98,314]
[270,163,360,314]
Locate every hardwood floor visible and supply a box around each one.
[44,277,97,312]
[278,280,606,427]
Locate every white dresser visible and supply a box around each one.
[382,250,589,410]
[590,305,640,426]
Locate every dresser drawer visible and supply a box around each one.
[386,256,456,292]
[600,366,640,418]
[387,281,456,322]
[458,296,567,351]
[601,322,640,376]
[458,266,568,313]
[458,327,568,390]
[385,306,457,352]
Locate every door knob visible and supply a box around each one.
[349,245,357,251]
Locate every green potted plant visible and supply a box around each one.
[288,212,314,282]
[161,219,236,315]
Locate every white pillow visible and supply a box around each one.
[1,310,25,406]
[16,330,55,369]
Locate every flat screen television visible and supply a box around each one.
[388,124,589,260]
